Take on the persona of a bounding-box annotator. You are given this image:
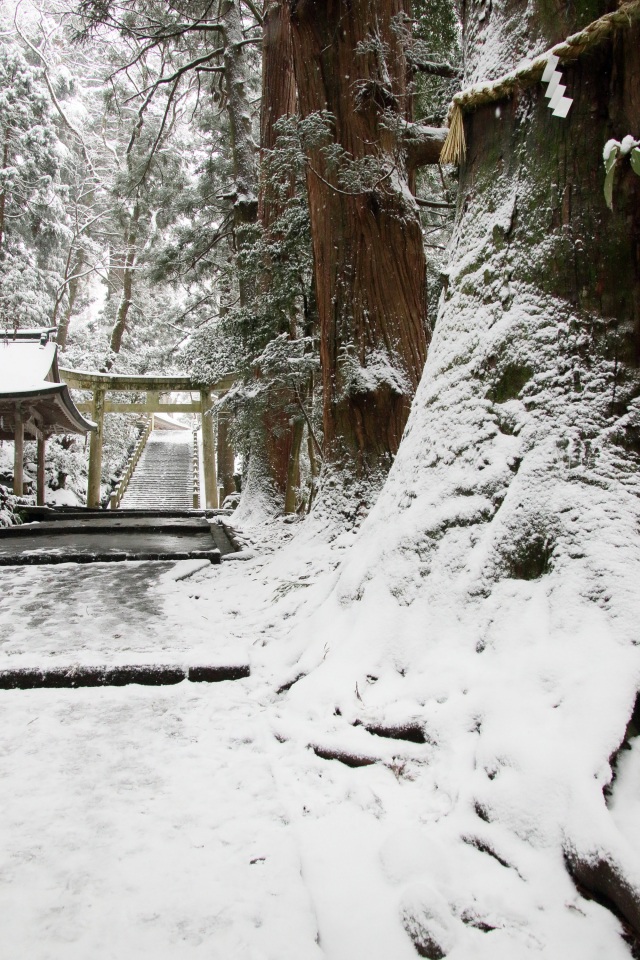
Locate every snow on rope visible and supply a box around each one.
[439,0,640,164]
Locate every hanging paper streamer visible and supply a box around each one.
[541,53,573,117]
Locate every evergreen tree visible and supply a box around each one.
[0,42,66,329]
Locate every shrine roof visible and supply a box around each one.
[0,330,95,439]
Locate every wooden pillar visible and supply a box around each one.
[200,390,218,509]
[37,434,46,506]
[87,388,105,508]
[13,405,24,496]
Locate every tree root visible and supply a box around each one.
[312,744,377,768]
[566,849,640,942]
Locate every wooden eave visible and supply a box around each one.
[0,384,96,441]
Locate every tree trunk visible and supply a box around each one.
[0,134,8,252]
[55,255,83,351]
[217,408,236,500]
[233,0,301,520]
[436,1,640,933]
[284,416,304,513]
[283,0,640,953]
[108,201,140,363]
[261,1,303,511]
[222,0,259,246]
[289,0,429,511]
[54,248,84,349]
[260,2,297,230]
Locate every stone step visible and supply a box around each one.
[119,430,195,510]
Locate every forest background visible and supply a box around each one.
[0,0,458,514]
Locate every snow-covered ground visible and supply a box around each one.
[0,537,420,960]
[0,683,320,960]
[0,511,639,959]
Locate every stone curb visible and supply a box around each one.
[0,663,250,689]
[0,549,222,566]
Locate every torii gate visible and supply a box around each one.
[60,369,234,509]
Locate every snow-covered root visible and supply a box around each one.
[564,741,640,941]
[259,286,640,957]
[566,845,640,943]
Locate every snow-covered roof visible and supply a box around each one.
[0,338,58,394]
[0,331,95,438]
[153,413,191,431]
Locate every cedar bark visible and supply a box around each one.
[260,2,297,232]
[340,0,640,947]
[284,416,304,513]
[222,0,259,245]
[260,1,302,512]
[289,0,429,499]
[235,0,302,516]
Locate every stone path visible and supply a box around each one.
[0,531,425,960]
[0,560,225,667]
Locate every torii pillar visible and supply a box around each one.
[87,388,105,508]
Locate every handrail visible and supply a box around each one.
[109,416,153,510]
[192,421,200,509]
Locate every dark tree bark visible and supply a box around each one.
[260,1,304,514]
[55,259,82,351]
[289,0,430,511]
[222,0,259,242]
[260,2,297,233]
[54,248,84,349]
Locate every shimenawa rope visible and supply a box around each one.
[439,0,640,164]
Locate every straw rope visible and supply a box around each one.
[439,0,640,164]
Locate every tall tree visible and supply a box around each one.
[256,0,302,514]
[0,41,65,329]
[288,0,445,517]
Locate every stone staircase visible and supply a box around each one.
[120,430,194,510]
